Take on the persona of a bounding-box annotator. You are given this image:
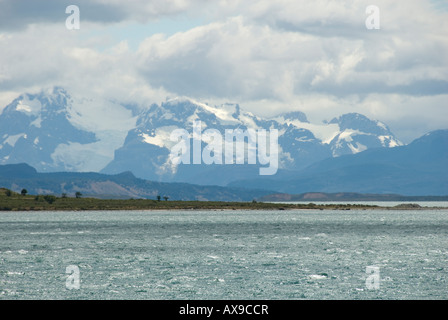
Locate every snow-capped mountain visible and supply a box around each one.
[101,97,279,183]
[328,113,401,156]
[0,87,137,172]
[0,87,97,172]
[0,87,402,185]
[101,96,402,185]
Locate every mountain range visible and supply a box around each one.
[0,87,446,197]
[229,129,448,196]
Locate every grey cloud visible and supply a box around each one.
[0,0,205,31]
[1,0,447,127]
[136,19,281,101]
[136,16,448,102]
[305,79,448,98]
[260,16,369,40]
[0,0,128,31]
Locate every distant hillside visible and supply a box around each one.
[228,130,448,196]
[0,163,273,201]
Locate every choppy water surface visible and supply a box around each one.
[1,209,447,300]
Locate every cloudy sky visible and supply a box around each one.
[0,0,447,143]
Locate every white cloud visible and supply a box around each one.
[0,0,447,143]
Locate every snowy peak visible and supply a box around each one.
[13,95,42,117]
[329,113,391,136]
[161,97,251,127]
[327,113,402,156]
[0,86,73,137]
[1,87,74,137]
[125,98,263,168]
[0,87,98,171]
[137,98,261,137]
[7,86,70,116]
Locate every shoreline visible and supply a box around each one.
[2,188,448,212]
[2,189,447,212]
[1,197,448,212]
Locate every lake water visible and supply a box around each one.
[1,208,447,300]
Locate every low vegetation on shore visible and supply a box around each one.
[0,188,439,211]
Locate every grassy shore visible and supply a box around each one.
[1,188,443,211]
[0,194,376,211]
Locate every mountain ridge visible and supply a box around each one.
[1,87,402,185]
[0,163,273,201]
[4,87,444,196]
